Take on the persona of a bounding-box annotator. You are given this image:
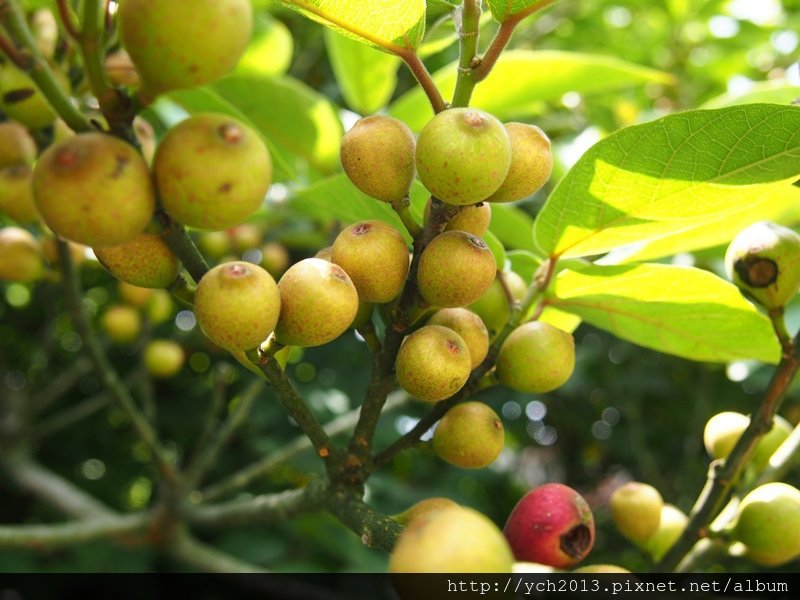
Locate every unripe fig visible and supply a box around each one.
[133,117,157,165]
[609,481,663,543]
[503,483,596,569]
[314,246,333,261]
[432,401,504,469]
[350,299,374,330]
[485,123,553,203]
[230,224,263,253]
[731,482,800,566]
[417,231,496,308]
[725,221,800,310]
[94,232,181,289]
[145,289,175,324]
[118,0,252,98]
[260,241,290,278]
[395,325,471,402]
[275,258,358,347]
[194,261,281,351]
[198,231,233,260]
[424,198,492,236]
[389,506,514,572]
[415,108,511,205]
[469,270,528,334]
[642,504,687,561]
[33,133,154,247]
[118,281,152,308]
[104,50,140,87]
[144,339,185,379]
[100,304,142,344]
[340,115,416,203]
[0,226,44,282]
[428,307,489,368]
[31,9,58,59]
[703,411,792,469]
[496,322,576,393]
[0,65,63,130]
[0,121,37,167]
[331,220,409,303]
[392,497,460,527]
[0,165,39,223]
[154,114,271,230]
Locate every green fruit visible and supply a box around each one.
[703,411,792,469]
[145,290,175,324]
[642,504,687,561]
[94,232,181,289]
[725,221,800,310]
[100,304,142,344]
[340,115,416,203]
[0,65,63,130]
[0,226,44,282]
[118,281,153,308]
[331,220,409,303]
[415,108,511,205]
[194,261,281,351]
[154,114,271,230]
[424,198,492,236]
[395,325,471,402]
[119,0,252,98]
[275,258,359,347]
[432,401,504,469]
[609,481,663,543]
[0,121,37,167]
[417,231,496,308]
[732,482,800,566]
[260,241,290,278]
[33,133,154,247]
[0,165,39,223]
[428,307,489,369]
[485,123,552,203]
[392,497,460,527]
[389,506,514,572]
[496,322,575,393]
[469,270,528,334]
[197,231,233,260]
[144,339,185,379]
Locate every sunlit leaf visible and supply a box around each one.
[235,13,294,77]
[702,81,800,109]
[490,204,538,253]
[486,0,558,22]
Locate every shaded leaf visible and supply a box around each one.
[489,204,538,253]
[486,0,558,22]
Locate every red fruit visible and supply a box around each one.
[503,483,595,569]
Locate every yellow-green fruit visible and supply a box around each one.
[33,133,154,247]
[703,411,792,469]
[424,199,492,237]
[392,497,460,527]
[0,65,62,130]
[350,299,374,330]
[496,322,576,393]
[230,224,262,253]
[100,304,142,344]
[0,165,38,223]
[732,482,800,566]
[725,221,800,310]
[395,325,471,402]
[485,123,553,203]
[260,241,290,277]
[609,482,663,543]
[275,258,358,347]
[146,289,175,324]
[417,231,496,308]
[642,504,687,561]
[198,231,233,260]
[194,261,280,351]
[331,220,409,303]
[94,232,181,289]
[340,115,415,203]
[154,114,271,230]
[432,401,504,469]
[469,271,528,334]
[314,246,333,261]
[104,50,141,88]
[0,121,37,167]
[119,0,253,98]
[31,9,58,59]
[415,108,511,206]
[389,506,514,572]
[144,339,185,379]
[118,281,153,308]
[133,117,156,165]
[0,226,44,282]
[428,307,489,369]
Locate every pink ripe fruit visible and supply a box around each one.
[503,483,595,568]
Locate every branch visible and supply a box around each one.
[325,489,402,551]
[158,212,209,284]
[396,50,447,114]
[167,528,269,573]
[0,513,149,550]
[29,356,94,415]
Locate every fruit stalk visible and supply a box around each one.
[451,0,481,108]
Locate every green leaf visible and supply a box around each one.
[324,29,400,114]
[507,250,540,282]
[489,204,538,253]
[548,263,780,364]
[235,13,294,77]
[486,0,556,22]
[701,81,800,110]
[482,229,507,270]
[278,0,425,52]
[389,50,674,130]
[534,104,800,260]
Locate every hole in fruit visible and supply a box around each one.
[219,123,244,145]
[493,419,502,431]
[330,265,349,282]
[463,111,485,128]
[446,340,460,353]
[352,223,371,236]
[218,182,233,193]
[559,524,593,560]
[223,263,250,278]
[735,256,778,288]
[467,235,488,250]
[3,89,35,103]
[112,155,129,178]
[55,147,80,168]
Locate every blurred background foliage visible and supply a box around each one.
[2,0,800,577]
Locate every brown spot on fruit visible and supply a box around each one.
[218,182,233,193]
[112,155,130,178]
[352,222,372,236]
[560,524,593,559]
[735,256,778,288]
[3,89,35,104]
[219,123,244,145]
